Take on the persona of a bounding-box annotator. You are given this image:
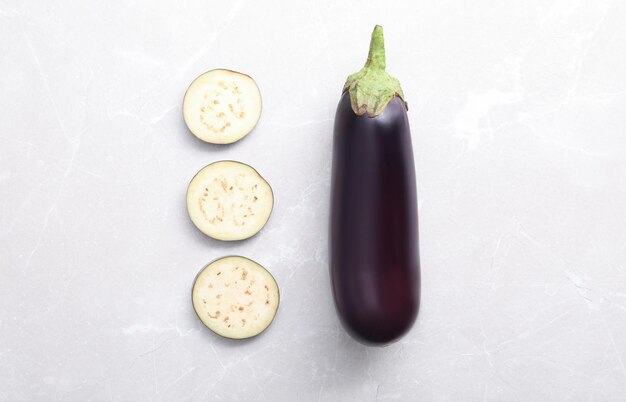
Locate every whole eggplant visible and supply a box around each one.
[330,25,420,344]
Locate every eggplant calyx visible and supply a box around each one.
[343,25,407,117]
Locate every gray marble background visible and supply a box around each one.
[1,0,625,400]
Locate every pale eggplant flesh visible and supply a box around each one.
[192,256,279,339]
[186,160,274,241]
[183,69,262,144]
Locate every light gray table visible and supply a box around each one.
[1,0,625,400]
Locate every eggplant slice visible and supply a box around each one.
[192,256,279,339]
[187,160,273,241]
[183,69,262,144]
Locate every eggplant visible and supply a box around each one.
[330,25,420,344]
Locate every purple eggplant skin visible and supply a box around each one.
[330,27,420,345]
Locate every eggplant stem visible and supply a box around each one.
[343,25,406,116]
[365,25,386,71]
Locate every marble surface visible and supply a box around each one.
[1,0,626,400]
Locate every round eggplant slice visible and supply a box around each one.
[183,69,262,144]
[186,160,273,241]
[192,256,280,339]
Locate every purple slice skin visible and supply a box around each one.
[330,92,420,345]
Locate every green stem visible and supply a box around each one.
[365,25,386,71]
[342,25,406,117]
